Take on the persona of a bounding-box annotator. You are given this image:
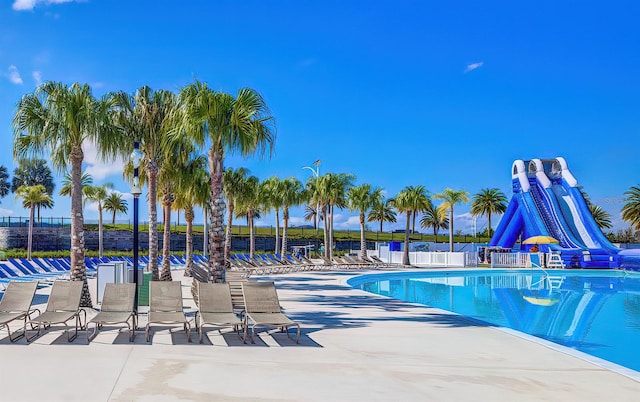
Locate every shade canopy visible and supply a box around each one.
[522,235,559,245]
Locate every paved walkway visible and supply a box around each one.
[1,269,639,401]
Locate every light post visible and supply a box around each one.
[302,160,321,255]
[130,142,143,311]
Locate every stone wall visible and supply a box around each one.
[0,227,374,253]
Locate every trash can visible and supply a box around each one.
[138,272,152,306]
[389,241,402,252]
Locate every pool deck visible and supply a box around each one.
[2,267,640,401]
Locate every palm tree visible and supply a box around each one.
[111,86,176,281]
[15,185,52,260]
[405,185,430,233]
[622,186,640,230]
[11,159,55,221]
[13,81,118,307]
[434,188,469,252]
[304,204,322,230]
[391,188,414,266]
[420,202,449,242]
[280,177,304,256]
[0,167,9,204]
[176,81,275,282]
[589,204,612,230]
[173,156,208,277]
[235,175,261,258]
[59,171,93,197]
[262,176,284,254]
[348,184,383,259]
[84,183,113,258]
[470,188,508,239]
[103,193,128,224]
[367,198,396,233]
[222,167,249,261]
[325,173,354,257]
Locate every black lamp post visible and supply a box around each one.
[130,142,143,311]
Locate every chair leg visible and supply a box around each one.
[145,324,151,343]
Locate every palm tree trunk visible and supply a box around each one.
[160,193,173,281]
[224,200,234,262]
[329,204,335,258]
[147,162,159,281]
[274,208,280,254]
[184,206,194,277]
[208,147,226,283]
[203,208,208,258]
[360,212,366,259]
[380,220,383,233]
[112,210,116,225]
[98,204,104,258]
[403,211,410,265]
[281,207,289,256]
[249,211,255,259]
[411,211,416,234]
[322,204,329,258]
[488,212,492,239]
[70,148,92,308]
[434,226,437,243]
[27,204,34,260]
[449,207,454,252]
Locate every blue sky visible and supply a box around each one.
[0,0,638,234]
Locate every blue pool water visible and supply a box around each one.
[349,269,640,373]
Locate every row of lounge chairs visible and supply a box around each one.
[227,252,395,274]
[0,279,300,344]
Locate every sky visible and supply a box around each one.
[0,0,639,235]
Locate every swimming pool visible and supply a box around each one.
[349,269,640,374]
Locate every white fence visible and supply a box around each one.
[490,252,531,268]
[373,248,477,267]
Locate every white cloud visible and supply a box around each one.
[12,0,78,11]
[7,65,23,84]
[82,139,126,181]
[464,61,484,73]
[32,70,42,86]
[297,58,317,68]
[0,208,14,215]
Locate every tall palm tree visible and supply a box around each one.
[325,173,354,257]
[348,184,383,259]
[173,156,208,277]
[280,177,304,256]
[391,188,414,266]
[0,166,9,203]
[15,185,52,260]
[589,204,612,230]
[103,193,128,224]
[84,183,113,258]
[111,86,176,281]
[11,159,55,221]
[470,188,508,238]
[304,204,322,230]
[305,176,329,256]
[367,198,396,233]
[176,81,275,282]
[405,185,430,233]
[13,81,118,307]
[434,188,469,252]
[262,176,284,254]
[622,186,640,230]
[420,202,449,242]
[235,175,261,259]
[222,167,249,261]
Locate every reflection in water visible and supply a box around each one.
[358,271,640,373]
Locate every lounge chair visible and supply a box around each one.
[195,282,243,343]
[0,281,39,342]
[87,283,136,342]
[145,281,191,342]
[25,281,85,342]
[242,281,300,344]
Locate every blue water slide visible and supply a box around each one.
[489,196,520,247]
[565,184,618,253]
[534,181,584,249]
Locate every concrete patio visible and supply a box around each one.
[1,268,639,401]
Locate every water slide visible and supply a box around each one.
[489,158,620,268]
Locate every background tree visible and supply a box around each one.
[391,187,414,265]
[0,166,10,204]
[589,204,612,230]
[280,177,304,256]
[59,171,93,197]
[622,186,640,230]
[406,185,430,233]
[367,198,396,233]
[262,176,284,254]
[434,188,469,252]
[15,185,52,260]
[304,204,322,230]
[235,175,261,259]
[103,192,128,224]
[348,184,383,258]
[470,188,508,239]
[11,159,55,220]
[420,202,449,242]
[111,86,176,281]
[222,167,249,261]
[317,173,354,257]
[14,81,119,307]
[84,183,113,258]
[177,81,275,283]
